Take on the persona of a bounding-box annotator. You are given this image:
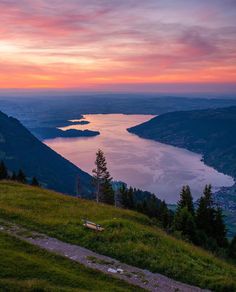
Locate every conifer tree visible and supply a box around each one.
[173,185,196,241]
[140,199,148,214]
[92,149,114,204]
[101,178,114,205]
[120,185,173,229]
[195,184,228,249]
[16,169,26,184]
[213,207,228,247]
[120,184,129,208]
[92,149,107,203]
[174,207,196,242]
[0,160,8,180]
[159,200,173,229]
[146,194,159,218]
[203,184,213,206]
[196,184,214,236]
[177,185,194,216]
[31,176,39,187]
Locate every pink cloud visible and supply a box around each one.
[0,0,235,90]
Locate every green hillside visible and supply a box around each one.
[0,111,92,196]
[128,106,236,178]
[0,181,236,291]
[0,232,140,291]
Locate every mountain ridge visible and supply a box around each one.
[128,106,236,179]
[0,111,92,196]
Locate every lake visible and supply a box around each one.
[44,114,234,203]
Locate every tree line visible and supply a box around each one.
[173,185,227,250]
[92,149,236,260]
[0,160,39,186]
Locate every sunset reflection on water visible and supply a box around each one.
[45,114,234,203]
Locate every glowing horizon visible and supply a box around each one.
[0,0,235,92]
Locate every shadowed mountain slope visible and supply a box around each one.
[0,111,92,196]
[128,106,236,178]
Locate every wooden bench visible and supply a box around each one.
[82,219,104,232]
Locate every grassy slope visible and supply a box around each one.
[0,232,141,292]
[0,182,236,291]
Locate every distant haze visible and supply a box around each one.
[0,89,236,100]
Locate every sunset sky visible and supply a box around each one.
[0,0,236,92]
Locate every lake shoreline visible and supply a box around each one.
[44,114,234,204]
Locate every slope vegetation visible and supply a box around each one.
[0,181,235,291]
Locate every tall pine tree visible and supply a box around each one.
[196,184,227,248]
[159,200,173,229]
[213,207,228,247]
[196,184,214,236]
[92,149,114,205]
[174,185,196,242]
[93,149,107,203]
[177,185,194,216]
[174,207,196,242]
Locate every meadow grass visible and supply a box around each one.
[0,181,236,291]
[0,231,142,291]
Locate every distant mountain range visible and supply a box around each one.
[128,106,236,178]
[1,95,236,129]
[0,111,92,196]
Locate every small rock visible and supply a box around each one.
[108,268,118,273]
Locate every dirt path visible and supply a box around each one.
[0,222,209,292]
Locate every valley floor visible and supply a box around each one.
[0,221,207,292]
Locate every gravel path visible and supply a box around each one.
[0,222,209,292]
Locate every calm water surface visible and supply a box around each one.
[45,114,234,203]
